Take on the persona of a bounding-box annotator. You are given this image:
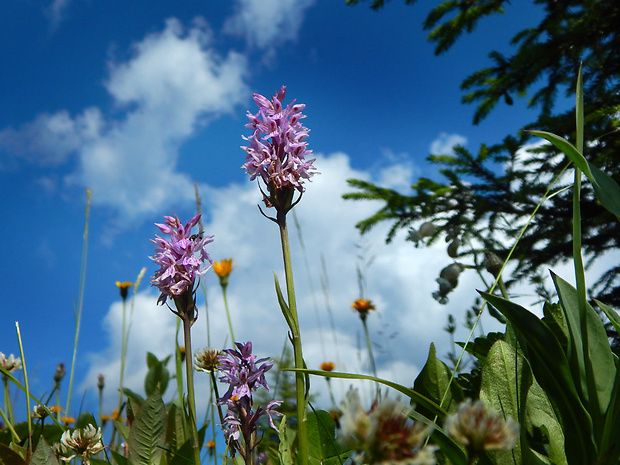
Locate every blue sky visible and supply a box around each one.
[1,0,581,419]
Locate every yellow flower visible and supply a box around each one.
[205,439,216,456]
[351,299,375,321]
[320,362,335,372]
[61,416,76,426]
[213,259,233,287]
[115,281,133,300]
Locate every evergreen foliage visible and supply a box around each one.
[344,0,620,304]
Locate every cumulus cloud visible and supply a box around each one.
[81,151,502,413]
[0,18,248,222]
[224,0,315,56]
[430,132,467,155]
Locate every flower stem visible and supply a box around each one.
[277,212,308,465]
[16,322,32,456]
[66,189,91,418]
[221,285,236,344]
[361,317,379,394]
[182,314,202,465]
[118,297,127,414]
[2,375,13,426]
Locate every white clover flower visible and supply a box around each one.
[444,399,519,455]
[0,352,22,373]
[59,425,105,463]
[338,387,437,465]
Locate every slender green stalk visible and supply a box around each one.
[2,375,13,426]
[221,285,236,344]
[117,297,128,414]
[15,322,32,455]
[277,212,309,465]
[361,318,378,380]
[182,314,202,465]
[0,404,19,442]
[66,188,92,417]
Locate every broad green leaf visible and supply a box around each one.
[288,368,446,419]
[113,420,130,442]
[541,302,568,351]
[594,299,620,336]
[122,387,145,406]
[278,416,295,465]
[145,356,170,397]
[307,410,349,465]
[165,403,186,457]
[413,343,463,418]
[480,291,596,464]
[30,439,61,465]
[527,130,620,218]
[110,449,130,465]
[128,393,167,465]
[527,379,568,465]
[479,340,533,465]
[0,443,27,465]
[457,332,504,361]
[599,366,620,465]
[75,412,97,429]
[553,273,615,417]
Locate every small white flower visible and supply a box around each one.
[59,425,105,463]
[0,353,22,373]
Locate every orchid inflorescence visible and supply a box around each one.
[217,341,281,462]
[150,213,213,319]
[242,86,318,214]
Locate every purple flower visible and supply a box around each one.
[241,86,318,194]
[150,214,214,305]
[218,341,273,403]
[217,341,282,459]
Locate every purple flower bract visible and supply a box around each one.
[150,214,213,305]
[241,86,318,193]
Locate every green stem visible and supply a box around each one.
[3,375,13,426]
[182,315,202,465]
[0,403,20,442]
[16,322,32,456]
[222,285,236,344]
[277,212,309,465]
[118,298,127,414]
[361,317,378,381]
[66,189,91,417]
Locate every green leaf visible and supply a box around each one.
[128,393,167,465]
[0,443,27,465]
[413,343,463,418]
[594,299,620,336]
[307,409,350,465]
[273,273,295,332]
[110,449,130,465]
[114,420,130,442]
[278,416,295,465]
[527,379,568,465]
[553,273,615,418]
[30,439,61,465]
[480,291,596,464]
[122,387,145,407]
[479,340,532,465]
[145,354,170,397]
[527,130,620,219]
[288,368,446,419]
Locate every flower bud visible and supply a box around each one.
[447,238,460,258]
[418,221,436,238]
[483,252,503,278]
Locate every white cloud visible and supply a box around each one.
[223,0,315,55]
[81,151,503,414]
[0,18,248,222]
[430,132,467,155]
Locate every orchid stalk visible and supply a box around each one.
[241,86,318,465]
[150,213,214,465]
